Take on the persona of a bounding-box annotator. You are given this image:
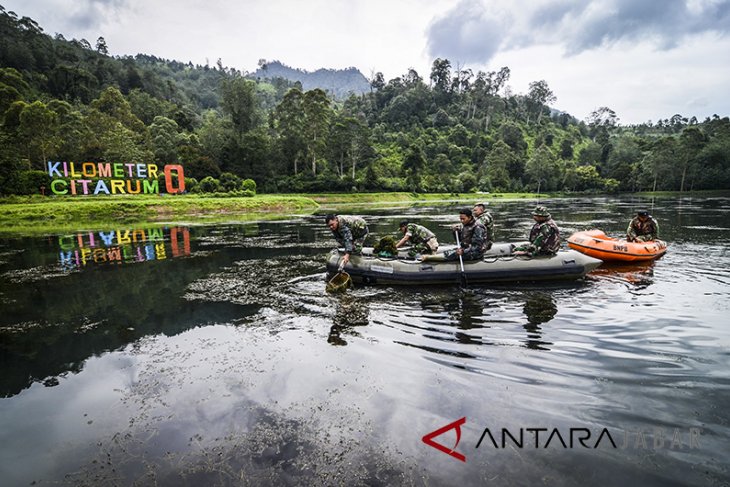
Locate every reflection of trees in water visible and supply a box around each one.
[328,294,370,346]
[522,292,557,351]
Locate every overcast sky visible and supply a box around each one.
[3,0,730,124]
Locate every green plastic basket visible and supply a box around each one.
[326,272,352,293]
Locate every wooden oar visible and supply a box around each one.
[454,230,467,287]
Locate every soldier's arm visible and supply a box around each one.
[340,225,355,253]
[487,220,494,242]
[395,234,410,248]
[650,220,658,240]
[530,225,551,254]
[626,221,637,241]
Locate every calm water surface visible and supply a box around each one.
[1,196,729,486]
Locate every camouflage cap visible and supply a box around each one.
[531,206,551,217]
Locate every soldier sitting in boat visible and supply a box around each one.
[626,209,658,242]
[513,206,561,257]
[441,208,488,261]
[396,221,439,258]
[472,202,495,250]
[325,214,369,269]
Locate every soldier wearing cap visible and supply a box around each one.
[396,221,439,257]
[325,214,369,269]
[443,207,488,261]
[627,210,658,242]
[514,206,561,257]
[472,202,494,250]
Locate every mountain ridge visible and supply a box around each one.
[253,60,370,98]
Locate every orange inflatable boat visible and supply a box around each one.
[567,229,667,262]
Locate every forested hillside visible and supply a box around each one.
[1,5,729,196]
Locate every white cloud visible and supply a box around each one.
[2,0,729,124]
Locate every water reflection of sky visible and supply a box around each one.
[1,196,729,486]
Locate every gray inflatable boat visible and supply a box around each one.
[325,243,602,285]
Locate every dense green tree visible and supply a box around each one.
[526,80,556,125]
[91,86,145,132]
[302,89,333,176]
[99,121,151,164]
[273,88,306,175]
[678,126,707,192]
[149,116,181,163]
[328,114,371,179]
[18,100,58,167]
[640,137,678,191]
[525,144,561,192]
[47,100,88,161]
[127,88,176,125]
[605,135,642,189]
[430,58,452,93]
[484,140,514,191]
[403,145,426,192]
[220,77,260,137]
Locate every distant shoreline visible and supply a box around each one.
[1,190,726,235]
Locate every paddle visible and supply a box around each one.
[454,230,467,287]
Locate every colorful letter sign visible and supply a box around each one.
[47,161,185,196]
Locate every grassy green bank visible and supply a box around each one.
[0,194,319,234]
[4,190,724,235]
[0,191,544,234]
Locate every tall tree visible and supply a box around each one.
[526,80,556,125]
[525,144,561,193]
[273,88,307,175]
[18,100,58,167]
[678,127,707,192]
[302,89,333,176]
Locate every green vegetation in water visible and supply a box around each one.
[300,192,540,205]
[0,194,319,234]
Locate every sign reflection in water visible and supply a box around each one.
[58,226,191,270]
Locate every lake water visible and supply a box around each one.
[1,196,729,486]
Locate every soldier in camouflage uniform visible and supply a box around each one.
[472,203,494,251]
[396,220,439,257]
[444,208,488,261]
[325,214,369,269]
[626,209,658,242]
[513,206,561,257]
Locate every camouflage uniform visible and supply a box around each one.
[627,215,658,242]
[475,212,494,250]
[403,223,439,257]
[527,219,561,255]
[331,215,369,254]
[515,206,561,256]
[444,219,488,261]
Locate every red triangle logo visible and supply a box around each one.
[422,417,467,462]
